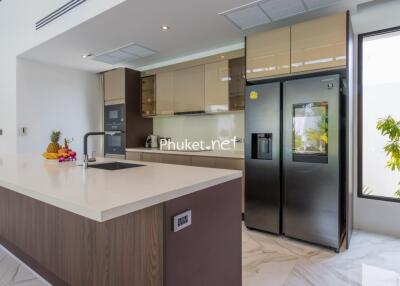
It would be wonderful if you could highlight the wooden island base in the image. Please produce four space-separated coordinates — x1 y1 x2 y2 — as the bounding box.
0 179 242 286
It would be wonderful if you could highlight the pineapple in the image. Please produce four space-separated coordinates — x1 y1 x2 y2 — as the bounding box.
46 131 61 153
63 138 70 150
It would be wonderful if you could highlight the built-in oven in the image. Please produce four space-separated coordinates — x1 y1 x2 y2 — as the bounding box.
104 104 125 131
104 132 125 155
104 104 126 157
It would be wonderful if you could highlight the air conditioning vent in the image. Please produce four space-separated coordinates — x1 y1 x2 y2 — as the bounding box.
35 0 87 30
220 0 343 30
92 43 157 65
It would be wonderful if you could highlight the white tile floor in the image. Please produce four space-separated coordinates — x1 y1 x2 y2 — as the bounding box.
243 226 400 286
0 246 48 286
1 226 400 286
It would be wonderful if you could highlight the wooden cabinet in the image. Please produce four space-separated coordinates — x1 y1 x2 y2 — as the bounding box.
205 61 229 113
126 151 142 161
104 68 125 102
229 57 245 111
160 154 192 166
142 152 162 162
291 12 347 73
246 27 291 80
156 71 174 115
141 76 156 116
214 158 244 170
149 55 245 116
127 151 245 213
191 156 216 168
173 65 205 114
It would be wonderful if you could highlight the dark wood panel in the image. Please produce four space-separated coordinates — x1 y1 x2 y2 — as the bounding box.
0 186 163 286
164 179 242 286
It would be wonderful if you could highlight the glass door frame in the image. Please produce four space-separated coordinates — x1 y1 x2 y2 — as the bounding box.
358 25 400 203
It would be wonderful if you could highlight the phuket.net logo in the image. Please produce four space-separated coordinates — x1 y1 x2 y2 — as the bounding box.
159 137 239 151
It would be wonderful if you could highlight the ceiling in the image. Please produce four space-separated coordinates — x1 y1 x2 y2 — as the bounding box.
20 0 371 73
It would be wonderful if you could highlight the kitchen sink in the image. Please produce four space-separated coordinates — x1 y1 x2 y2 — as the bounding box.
89 162 144 170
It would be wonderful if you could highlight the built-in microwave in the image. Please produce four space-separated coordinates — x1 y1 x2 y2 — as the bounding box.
104 104 125 130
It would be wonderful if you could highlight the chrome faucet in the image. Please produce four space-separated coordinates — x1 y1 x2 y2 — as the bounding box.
83 131 124 169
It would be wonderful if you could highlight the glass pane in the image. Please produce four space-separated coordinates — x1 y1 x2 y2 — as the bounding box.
292 102 328 156
109 110 119 119
362 31 400 200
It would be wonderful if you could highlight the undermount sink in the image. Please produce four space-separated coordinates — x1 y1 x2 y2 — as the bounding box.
89 162 144 170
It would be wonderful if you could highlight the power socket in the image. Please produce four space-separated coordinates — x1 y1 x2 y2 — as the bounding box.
18 127 27 136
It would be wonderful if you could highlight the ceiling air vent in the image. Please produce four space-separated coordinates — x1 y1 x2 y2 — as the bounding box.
220 0 343 30
92 43 157 65
35 0 87 30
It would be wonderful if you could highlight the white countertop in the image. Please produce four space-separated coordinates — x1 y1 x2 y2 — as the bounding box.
0 155 242 222
126 148 245 159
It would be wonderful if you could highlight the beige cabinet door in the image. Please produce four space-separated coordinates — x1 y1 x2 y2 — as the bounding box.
126 151 142 161
191 156 216 168
205 61 229 113
104 68 125 102
142 153 162 163
291 12 347 73
160 154 192 165
246 27 291 80
156 71 174 115
173 65 205 113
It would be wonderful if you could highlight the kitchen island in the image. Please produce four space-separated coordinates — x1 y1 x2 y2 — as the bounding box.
0 155 242 286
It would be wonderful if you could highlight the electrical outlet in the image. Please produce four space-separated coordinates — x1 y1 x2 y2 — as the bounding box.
18 127 27 136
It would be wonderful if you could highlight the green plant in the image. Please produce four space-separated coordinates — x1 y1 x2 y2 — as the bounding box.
376 116 400 198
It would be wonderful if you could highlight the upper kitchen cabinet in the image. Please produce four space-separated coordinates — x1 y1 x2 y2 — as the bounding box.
205 60 229 113
156 71 174 115
246 26 291 80
291 12 347 73
141 75 156 117
229 57 245 111
104 68 125 103
173 65 205 114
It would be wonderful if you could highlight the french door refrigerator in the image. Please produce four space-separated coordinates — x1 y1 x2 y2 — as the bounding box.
245 74 344 250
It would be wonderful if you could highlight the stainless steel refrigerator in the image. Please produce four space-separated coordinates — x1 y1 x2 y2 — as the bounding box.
245 74 344 250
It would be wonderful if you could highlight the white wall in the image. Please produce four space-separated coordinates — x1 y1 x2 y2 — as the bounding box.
0 0 124 154
16 59 103 157
351 0 400 238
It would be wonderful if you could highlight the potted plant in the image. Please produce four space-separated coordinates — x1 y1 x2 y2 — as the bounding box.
376 116 400 198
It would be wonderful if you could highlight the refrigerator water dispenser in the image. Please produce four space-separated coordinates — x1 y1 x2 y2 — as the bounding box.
251 133 272 160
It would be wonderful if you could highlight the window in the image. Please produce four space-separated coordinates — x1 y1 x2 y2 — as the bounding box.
359 27 400 202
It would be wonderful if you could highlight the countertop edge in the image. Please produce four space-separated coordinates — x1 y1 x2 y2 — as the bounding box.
0 171 242 223
100 171 242 221
126 148 245 159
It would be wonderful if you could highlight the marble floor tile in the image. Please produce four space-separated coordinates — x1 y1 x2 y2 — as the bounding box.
1 226 400 286
243 225 400 286
0 246 48 286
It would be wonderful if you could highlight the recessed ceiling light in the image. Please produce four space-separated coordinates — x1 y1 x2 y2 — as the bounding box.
160 25 170 31
81 53 93 59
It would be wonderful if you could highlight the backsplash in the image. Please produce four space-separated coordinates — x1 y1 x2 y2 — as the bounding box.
153 112 244 150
